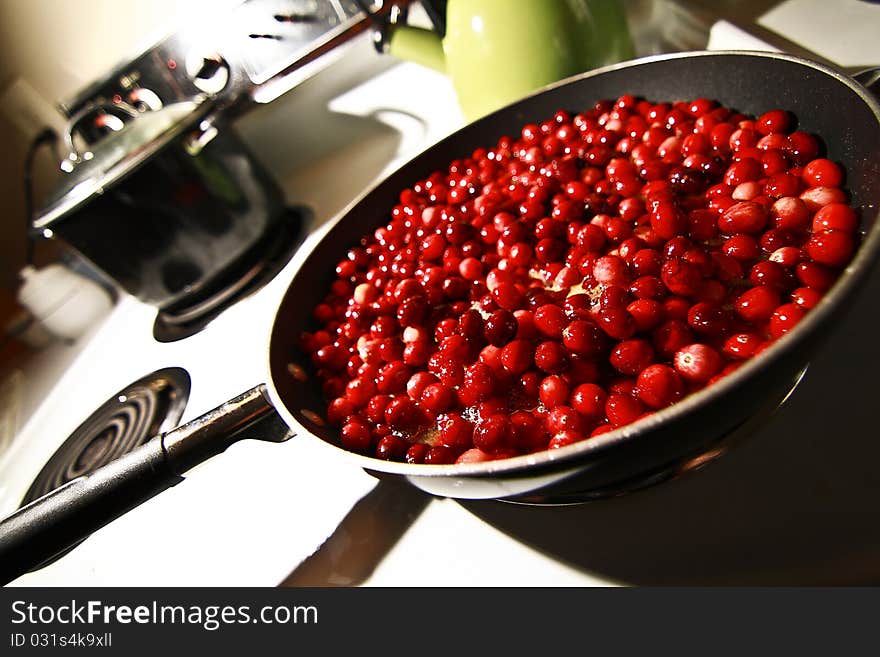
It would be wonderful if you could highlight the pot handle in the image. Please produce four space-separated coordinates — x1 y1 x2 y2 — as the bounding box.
61 101 140 167
0 385 292 585
853 67 880 99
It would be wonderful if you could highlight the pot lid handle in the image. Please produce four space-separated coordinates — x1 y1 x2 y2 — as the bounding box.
60 101 140 172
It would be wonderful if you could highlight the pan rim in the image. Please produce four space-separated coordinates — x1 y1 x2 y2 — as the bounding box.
264 49 880 480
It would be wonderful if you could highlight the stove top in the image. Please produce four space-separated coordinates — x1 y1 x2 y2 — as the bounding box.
3 3 879 586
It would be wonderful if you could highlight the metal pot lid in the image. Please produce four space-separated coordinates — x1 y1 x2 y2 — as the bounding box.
34 98 214 230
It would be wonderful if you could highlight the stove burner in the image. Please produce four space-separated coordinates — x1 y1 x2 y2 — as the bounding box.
21 368 190 506
152 205 309 342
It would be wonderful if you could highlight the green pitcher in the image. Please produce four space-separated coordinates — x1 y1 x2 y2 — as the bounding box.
374 0 634 120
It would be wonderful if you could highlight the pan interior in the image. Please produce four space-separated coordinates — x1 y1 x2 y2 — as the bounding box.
268 51 880 478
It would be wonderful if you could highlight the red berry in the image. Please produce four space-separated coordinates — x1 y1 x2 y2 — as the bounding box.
813 203 858 233
661 258 703 297
534 340 569 374
769 303 806 339
539 375 571 408
802 158 843 187
805 230 854 267
636 364 684 409
533 304 568 338
473 414 511 452
735 286 781 322
609 339 655 375
340 417 372 452
673 343 723 383
605 393 645 428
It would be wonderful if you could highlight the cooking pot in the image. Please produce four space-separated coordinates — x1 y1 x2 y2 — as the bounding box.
33 98 288 316
371 0 633 120
2 51 879 584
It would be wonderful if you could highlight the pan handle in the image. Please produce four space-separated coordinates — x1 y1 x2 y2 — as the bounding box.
0 385 291 585
853 67 880 98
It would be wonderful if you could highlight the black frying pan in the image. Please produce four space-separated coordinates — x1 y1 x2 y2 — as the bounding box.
2 51 879 584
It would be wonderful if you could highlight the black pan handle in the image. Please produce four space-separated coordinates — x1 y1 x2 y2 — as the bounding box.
853 67 880 99
0 385 291 585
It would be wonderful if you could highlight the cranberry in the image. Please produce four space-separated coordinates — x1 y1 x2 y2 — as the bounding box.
539 375 571 407
770 196 811 231
534 304 568 338
718 201 768 235
791 286 822 309
546 405 585 434
661 258 703 297
769 303 806 339
597 307 637 340
534 340 569 373
405 444 428 464
562 320 606 357
340 418 372 452
424 445 457 464
687 301 730 336
805 230 854 267
483 309 518 346
605 393 645 427
800 186 847 211
376 435 408 460
723 332 763 360
500 339 535 374
570 383 608 421
610 339 655 375
756 109 791 135
673 343 723 383
813 203 858 233
636 364 684 409
436 413 473 451
473 415 511 452
802 158 843 187
735 286 781 322
548 430 587 449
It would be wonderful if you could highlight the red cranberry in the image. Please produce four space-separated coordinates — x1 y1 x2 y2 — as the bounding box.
534 340 570 373
723 332 763 360
376 434 408 460
500 340 535 374
661 258 703 297
473 414 511 452
735 286 781 322
769 303 806 339
436 413 473 451
718 201 768 235
340 417 372 452
605 393 645 428
548 430 587 449
805 230 854 267
483 309 518 346
802 158 843 187
609 339 655 375
687 302 730 336
813 203 858 233
673 343 723 383
636 364 684 409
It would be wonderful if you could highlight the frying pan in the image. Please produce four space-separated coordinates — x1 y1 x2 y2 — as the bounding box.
2 51 879 585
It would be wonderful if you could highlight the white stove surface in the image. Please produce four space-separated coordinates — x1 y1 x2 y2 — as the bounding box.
4 10 880 587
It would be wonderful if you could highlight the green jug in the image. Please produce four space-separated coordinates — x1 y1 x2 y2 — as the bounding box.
379 0 634 121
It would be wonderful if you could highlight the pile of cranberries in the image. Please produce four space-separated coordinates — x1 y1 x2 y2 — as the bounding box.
299 94 859 466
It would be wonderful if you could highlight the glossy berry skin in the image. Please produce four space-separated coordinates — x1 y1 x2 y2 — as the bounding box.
805 230 854 267
673 343 723 383
636 364 684 409
735 286 781 323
